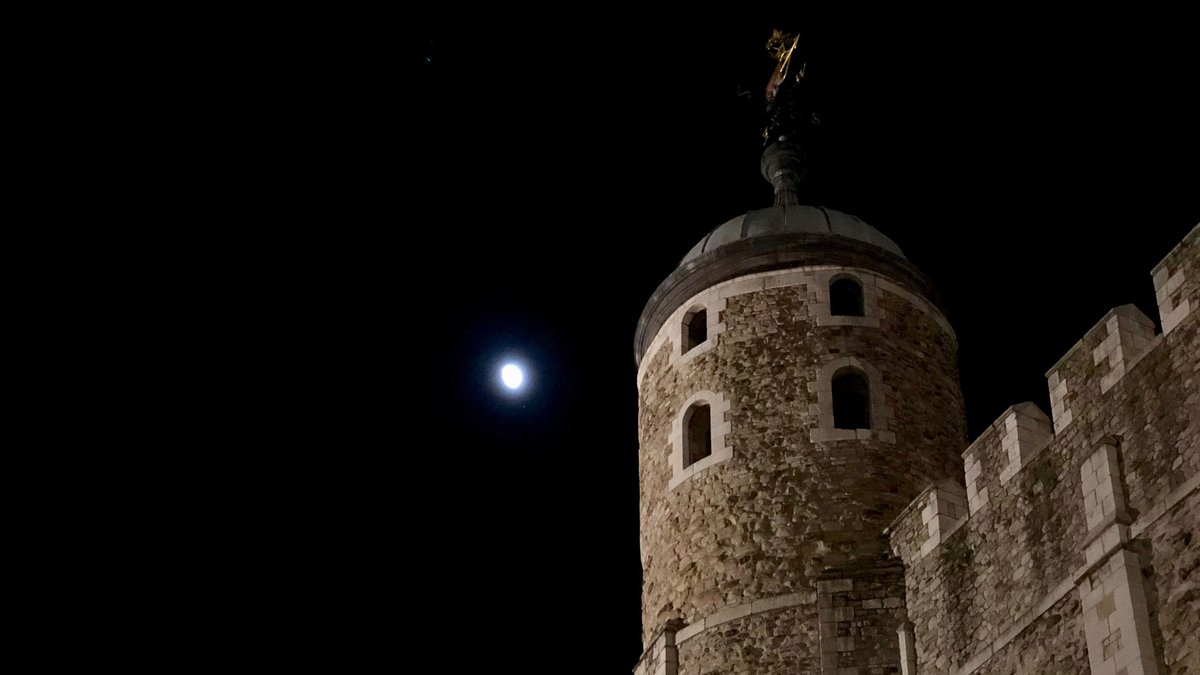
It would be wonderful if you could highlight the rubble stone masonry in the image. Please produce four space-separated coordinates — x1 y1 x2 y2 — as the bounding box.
636 261 966 674
888 224 1198 675
635 224 1197 674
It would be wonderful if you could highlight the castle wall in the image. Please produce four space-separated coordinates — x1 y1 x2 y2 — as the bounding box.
675 604 818 674
1144 492 1200 673
888 224 1199 674
971 591 1089 675
637 262 966 672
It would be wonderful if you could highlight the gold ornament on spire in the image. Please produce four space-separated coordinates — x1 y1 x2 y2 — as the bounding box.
765 30 806 102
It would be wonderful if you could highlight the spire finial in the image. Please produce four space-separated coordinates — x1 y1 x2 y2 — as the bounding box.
760 139 806 206
761 30 814 205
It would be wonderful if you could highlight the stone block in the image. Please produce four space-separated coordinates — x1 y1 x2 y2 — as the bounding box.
1090 306 1156 394
829 606 854 621
707 602 752 628
818 578 853 593
1152 226 1197 335
749 592 804 614
998 402 1052 484
1046 369 1073 432
675 619 704 644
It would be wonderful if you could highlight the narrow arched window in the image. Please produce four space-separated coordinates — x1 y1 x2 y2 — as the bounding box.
683 308 707 352
683 403 712 467
832 369 870 429
830 278 864 316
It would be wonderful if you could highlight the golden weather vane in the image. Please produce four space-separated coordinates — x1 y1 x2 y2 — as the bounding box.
765 30 806 103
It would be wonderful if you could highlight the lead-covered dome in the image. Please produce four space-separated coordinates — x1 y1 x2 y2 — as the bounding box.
635 203 932 365
681 204 905 264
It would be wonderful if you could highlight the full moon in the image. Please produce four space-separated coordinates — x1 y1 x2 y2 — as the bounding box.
501 364 524 390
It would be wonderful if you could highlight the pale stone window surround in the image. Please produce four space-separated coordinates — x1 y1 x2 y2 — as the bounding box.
809 356 895 443
676 296 725 368
668 391 732 491
812 269 880 328
829 274 865 316
681 402 712 467
680 304 708 352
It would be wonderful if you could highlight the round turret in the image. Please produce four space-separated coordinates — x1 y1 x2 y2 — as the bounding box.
635 204 966 672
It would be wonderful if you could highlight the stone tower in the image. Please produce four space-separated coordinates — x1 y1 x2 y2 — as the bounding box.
633 172 968 673
632 31 1198 675
633 103 970 672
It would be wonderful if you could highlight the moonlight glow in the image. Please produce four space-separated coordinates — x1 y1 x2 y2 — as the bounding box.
501 364 524 390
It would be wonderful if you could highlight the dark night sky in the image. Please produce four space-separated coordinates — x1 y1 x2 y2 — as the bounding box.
247 10 1194 671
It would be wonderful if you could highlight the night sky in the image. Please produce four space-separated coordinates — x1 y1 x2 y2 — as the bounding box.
259 10 1195 671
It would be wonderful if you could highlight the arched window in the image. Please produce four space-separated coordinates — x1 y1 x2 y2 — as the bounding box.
830 277 864 316
832 369 870 429
683 402 712 467
683 307 708 352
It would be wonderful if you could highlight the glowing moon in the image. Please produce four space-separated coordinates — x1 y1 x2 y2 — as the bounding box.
501 364 524 390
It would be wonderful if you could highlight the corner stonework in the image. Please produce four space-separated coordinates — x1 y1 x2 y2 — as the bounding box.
632 624 680 675
1090 305 1156 394
1046 368 1074 432
1074 440 1163 675
816 567 907 674
963 445 989 515
998 402 1053 485
1152 239 1192 335
918 480 968 558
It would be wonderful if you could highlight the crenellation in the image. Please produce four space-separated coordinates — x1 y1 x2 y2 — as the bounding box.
998 402 1053 484
882 236 1197 674
918 480 968 558
1046 368 1074 432
1089 305 1156 394
1047 304 1159 421
962 448 988 514
885 484 938 567
962 423 1005 516
1151 223 1198 336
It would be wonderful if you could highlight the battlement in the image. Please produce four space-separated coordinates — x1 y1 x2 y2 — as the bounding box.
887 223 1199 674
1045 304 1158 433
1153 223 1198 336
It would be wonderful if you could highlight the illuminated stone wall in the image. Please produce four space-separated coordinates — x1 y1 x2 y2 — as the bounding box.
635 258 966 674
888 224 1198 675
